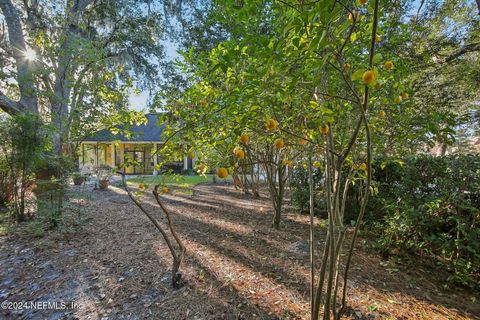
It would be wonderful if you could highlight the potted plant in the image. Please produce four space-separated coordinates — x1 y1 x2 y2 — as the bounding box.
95 166 114 190
72 172 86 185
99 179 110 189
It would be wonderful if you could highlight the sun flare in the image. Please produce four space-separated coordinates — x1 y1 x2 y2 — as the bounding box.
24 48 36 61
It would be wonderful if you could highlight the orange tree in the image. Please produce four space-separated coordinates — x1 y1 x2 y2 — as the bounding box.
162 37 312 228
160 0 405 318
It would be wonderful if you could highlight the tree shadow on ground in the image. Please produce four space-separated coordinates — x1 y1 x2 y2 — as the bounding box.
0 187 277 320
2 183 478 320
115 182 479 319
161 184 480 319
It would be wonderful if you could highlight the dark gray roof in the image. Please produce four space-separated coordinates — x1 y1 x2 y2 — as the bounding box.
84 114 165 142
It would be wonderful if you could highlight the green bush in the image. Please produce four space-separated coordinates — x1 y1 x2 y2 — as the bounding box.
289 165 326 214
289 154 480 288
290 164 360 222
0 114 73 225
366 154 480 288
6 185 90 239
0 156 14 206
0 114 47 221
24 218 47 238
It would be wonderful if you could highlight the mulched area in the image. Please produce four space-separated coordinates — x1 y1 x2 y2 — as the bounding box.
1 182 479 320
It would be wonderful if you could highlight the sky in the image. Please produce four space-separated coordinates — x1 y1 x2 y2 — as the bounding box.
128 39 180 112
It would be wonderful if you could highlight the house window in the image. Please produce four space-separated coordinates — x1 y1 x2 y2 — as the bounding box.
83 145 96 167
82 144 108 168
97 145 106 166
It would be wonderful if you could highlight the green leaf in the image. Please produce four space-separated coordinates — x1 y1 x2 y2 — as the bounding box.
292 37 300 48
351 69 365 81
372 53 383 64
350 32 357 43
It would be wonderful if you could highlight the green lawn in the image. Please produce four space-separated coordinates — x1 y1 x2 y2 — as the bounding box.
125 174 232 194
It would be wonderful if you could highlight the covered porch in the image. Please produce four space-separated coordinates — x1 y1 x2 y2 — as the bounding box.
79 142 193 174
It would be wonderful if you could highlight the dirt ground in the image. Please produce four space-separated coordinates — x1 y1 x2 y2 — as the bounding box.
1 182 479 320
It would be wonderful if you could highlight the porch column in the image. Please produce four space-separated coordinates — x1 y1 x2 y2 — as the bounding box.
95 144 98 167
110 143 115 167
79 144 84 169
183 156 188 170
153 143 158 175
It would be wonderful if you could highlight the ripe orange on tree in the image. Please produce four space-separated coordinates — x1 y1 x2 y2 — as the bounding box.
282 160 293 167
233 147 245 159
320 126 329 135
217 168 228 179
240 133 249 144
274 138 285 149
384 60 393 70
362 70 376 84
266 118 278 130
197 163 206 172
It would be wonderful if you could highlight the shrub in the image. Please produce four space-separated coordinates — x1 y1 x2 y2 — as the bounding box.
72 172 87 185
290 154 480 287
289 164 359 221
0 115 72 224
8 185 90 239
24 218 47 238
181 168 196 175
289 165 325 214
0 156 14 206
366 155 480 288
0 114 47 221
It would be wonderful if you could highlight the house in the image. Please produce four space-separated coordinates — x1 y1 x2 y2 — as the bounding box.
79 114 195 174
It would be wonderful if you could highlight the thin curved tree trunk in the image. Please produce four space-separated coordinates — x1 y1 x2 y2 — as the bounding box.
119 172 185 288
312 1 379 318
308 156 315 316
153 185 186 287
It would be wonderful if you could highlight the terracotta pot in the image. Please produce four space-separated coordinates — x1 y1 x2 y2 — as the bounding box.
73 177 85 185
99 179 110 189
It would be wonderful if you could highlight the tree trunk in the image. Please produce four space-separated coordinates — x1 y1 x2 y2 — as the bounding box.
272 196 282 229
0 0 38 115
437 142 447 156
308 157 315 316
271 163 285 229
51 11 80 155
